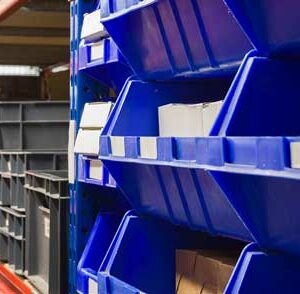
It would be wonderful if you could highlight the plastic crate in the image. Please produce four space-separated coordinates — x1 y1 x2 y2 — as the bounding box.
80 212 244 294
25 171 69 294
224 0 300 56
99 77 251 241
0 207 26 275
225 243 300 293
0 151 67 209
77 212 123 293
100 0 252 80
79 37 133 94
78 155 116 188
0 101 69 150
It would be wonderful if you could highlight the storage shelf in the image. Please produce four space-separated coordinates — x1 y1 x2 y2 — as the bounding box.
71 0 300 293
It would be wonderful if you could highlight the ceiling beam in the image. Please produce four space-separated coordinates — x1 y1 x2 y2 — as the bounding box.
0 44 69 66
0 9 69 29
0 0 28 22
0 36 69 46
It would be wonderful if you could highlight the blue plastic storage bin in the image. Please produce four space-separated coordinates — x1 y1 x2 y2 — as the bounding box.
78 155 117 188
97 212 238 294
99 77 252 242
77 212 123 293
225 243 300 293
100 0 252 80
210 55 300 257
224 0 300 56
79 37 133 93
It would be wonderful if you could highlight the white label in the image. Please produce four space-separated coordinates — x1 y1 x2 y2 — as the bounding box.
91 42 104 62
44 216 50 239
88 278 98 294
111 137 125 157
5 217 8 227
89 160 103 181
291 142 300 169
140 137 157 159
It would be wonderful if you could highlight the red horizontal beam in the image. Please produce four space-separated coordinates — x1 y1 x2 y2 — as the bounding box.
0 263 32 294
0 0 28 22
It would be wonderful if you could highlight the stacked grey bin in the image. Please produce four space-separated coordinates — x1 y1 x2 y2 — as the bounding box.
25 170 69 294
0 101 69 276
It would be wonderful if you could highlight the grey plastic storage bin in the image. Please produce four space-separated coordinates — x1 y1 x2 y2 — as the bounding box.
0 151 67 209
25 170 69 294
0 101 69 150
0 207 25 274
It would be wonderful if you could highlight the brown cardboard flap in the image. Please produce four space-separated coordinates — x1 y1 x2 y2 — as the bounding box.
201 283 218 294
218 263 234 293
176 250 198 275
195 254 219 286
177 275 202 294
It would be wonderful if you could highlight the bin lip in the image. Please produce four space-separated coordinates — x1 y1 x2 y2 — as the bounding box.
100 154 300 180
100 0 158 22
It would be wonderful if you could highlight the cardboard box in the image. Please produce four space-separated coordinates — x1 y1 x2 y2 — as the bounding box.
140 137 157 159
159 104 204 137
176 250 236 294
176 250 198 275
81 9 107 41
203 101 223 136
80 102 114 129
111 136 125 157
74 129 102 155
89 160 103 181
290 142 300 169
177 275 202 294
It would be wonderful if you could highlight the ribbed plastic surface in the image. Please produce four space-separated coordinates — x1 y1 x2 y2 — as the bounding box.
100 0 252 80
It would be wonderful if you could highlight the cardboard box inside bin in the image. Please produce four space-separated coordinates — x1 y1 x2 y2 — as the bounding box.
176 249 236 294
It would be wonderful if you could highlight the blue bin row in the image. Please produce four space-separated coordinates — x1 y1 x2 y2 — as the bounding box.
79 37 133 93
78 212 299 294
99 0 253 80
98 0 300 81
78 155 117 188
98 54 300 256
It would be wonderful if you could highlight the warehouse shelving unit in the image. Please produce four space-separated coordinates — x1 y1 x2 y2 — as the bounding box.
71 0 300 293
69 1 131 292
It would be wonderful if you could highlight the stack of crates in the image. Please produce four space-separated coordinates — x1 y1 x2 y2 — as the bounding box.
71 0 300 293
25 170 69 294
0 101 69 277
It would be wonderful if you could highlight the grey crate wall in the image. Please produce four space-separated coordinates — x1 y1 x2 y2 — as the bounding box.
0 207 25 274
0 151 67 209
0 101 69 150
25 170 68 294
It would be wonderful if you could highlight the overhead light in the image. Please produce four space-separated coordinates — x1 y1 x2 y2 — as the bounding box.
0 65 41 76
50 64 69 74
